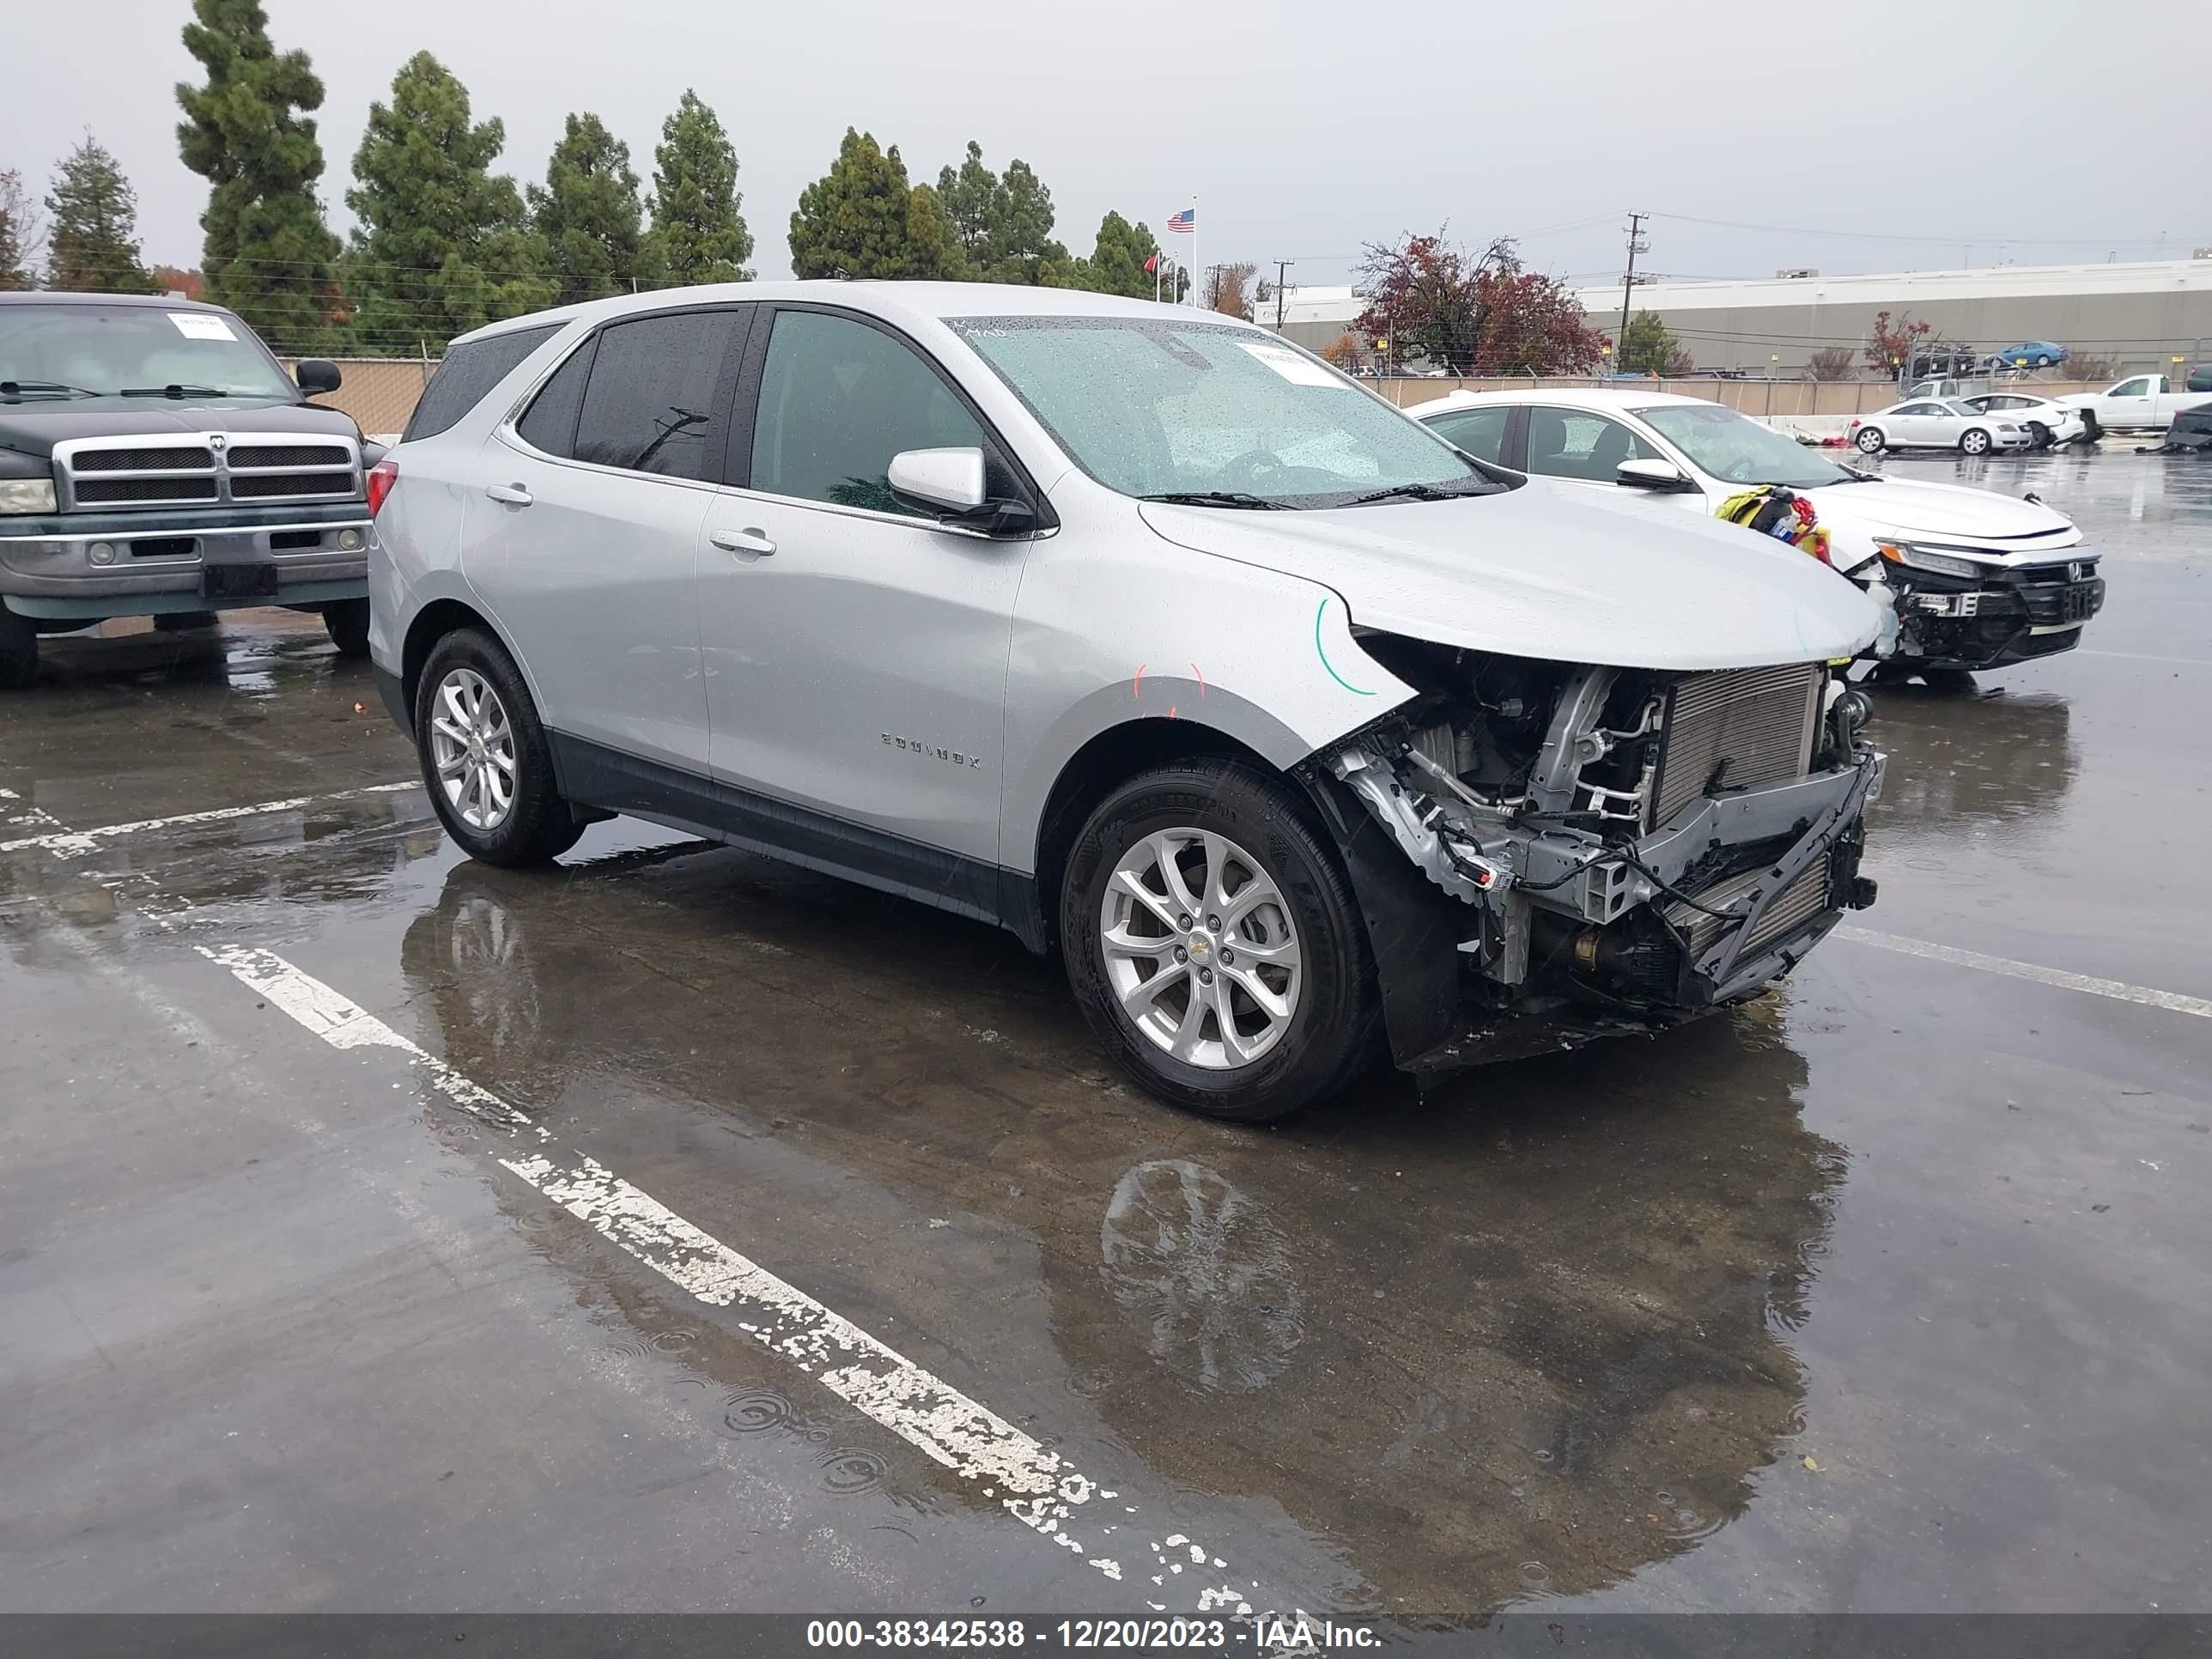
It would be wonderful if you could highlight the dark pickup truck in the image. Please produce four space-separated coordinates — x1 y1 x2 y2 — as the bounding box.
0 289 376 687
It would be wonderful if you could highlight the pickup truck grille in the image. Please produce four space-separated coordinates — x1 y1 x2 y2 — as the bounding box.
56 434 363 511
227 444 349 469
75 476 221 505
1650 662 1823 828
73 446 216 473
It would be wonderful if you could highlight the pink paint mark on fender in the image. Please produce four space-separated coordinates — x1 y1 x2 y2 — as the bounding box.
1133 663 1147 698
1191 663 1206 697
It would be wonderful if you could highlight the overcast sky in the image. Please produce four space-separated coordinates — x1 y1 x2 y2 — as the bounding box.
7 0 2205 295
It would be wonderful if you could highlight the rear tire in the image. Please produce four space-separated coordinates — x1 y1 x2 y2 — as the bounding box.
322 599 371 658
0 606 37 690
1855 427 1886 454
1060 760 1379 1123
415 628 585 866
2027 421 2051 448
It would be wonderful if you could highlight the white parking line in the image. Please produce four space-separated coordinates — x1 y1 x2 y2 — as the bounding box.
202 939 1255 1611
1836 926 2212 1020
10 785 1264 1613
0 781 421 856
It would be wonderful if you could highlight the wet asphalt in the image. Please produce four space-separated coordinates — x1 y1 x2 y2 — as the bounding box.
1 448 2206 1624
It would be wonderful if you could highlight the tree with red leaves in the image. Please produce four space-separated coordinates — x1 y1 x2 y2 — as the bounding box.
1354 232 1603 375
1863 308 1931 377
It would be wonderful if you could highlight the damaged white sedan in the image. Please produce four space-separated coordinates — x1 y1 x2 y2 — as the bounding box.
370 283 1885 1122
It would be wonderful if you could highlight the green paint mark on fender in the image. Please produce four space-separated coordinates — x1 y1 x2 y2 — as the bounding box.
1314 596 1377 696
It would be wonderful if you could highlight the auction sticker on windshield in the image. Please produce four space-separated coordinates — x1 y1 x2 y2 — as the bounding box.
1238 341 1348 388
168 312 238 341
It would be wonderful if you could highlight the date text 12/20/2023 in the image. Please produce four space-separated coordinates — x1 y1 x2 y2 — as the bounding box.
805 1617 1381 1650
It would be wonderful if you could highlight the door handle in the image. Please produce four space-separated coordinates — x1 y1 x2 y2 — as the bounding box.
710 527 776 556
485 483 532 506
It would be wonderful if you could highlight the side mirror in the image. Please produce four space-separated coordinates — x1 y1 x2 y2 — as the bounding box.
887 447 987 514
1616 457 1691 491
295 359 343 396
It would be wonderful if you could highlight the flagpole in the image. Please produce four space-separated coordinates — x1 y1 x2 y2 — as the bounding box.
1191 195 1200 307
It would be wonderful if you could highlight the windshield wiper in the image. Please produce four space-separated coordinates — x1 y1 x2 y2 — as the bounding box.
1342 481 1480 506
1139 490 1291 510
0 379 102 400
121 384 231 398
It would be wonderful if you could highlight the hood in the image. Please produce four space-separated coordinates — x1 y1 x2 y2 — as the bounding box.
0 398 358 463
1137 483 1880 672
1802 475 2077 542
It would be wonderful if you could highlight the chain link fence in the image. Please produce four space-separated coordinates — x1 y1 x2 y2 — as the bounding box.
280 357 438 441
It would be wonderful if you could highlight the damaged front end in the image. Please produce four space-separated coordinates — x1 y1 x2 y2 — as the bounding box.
1304 636 1884 1078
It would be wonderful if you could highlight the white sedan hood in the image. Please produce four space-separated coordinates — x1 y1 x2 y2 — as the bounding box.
1139 485 1880 672
1804 476 2079 543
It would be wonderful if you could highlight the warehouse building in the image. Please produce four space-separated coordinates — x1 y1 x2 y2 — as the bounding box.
1262 257 2212 376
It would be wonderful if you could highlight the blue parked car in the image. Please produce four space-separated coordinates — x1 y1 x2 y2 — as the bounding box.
1988 340 2069 369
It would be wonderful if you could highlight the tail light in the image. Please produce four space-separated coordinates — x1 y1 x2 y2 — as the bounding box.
365 459 398 517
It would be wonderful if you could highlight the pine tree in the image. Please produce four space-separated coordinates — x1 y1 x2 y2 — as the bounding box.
1078 211 1163 300
638 91 752 288
0 168 41 291
343 52 550 354
529 112 641 307
931 142 1068 284
788 129 933 280
175 0 343 352
903 183 965 281
45 135 159 295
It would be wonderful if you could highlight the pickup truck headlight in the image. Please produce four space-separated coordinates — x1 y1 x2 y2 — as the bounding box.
0 478 58 515
1875 540 1985 580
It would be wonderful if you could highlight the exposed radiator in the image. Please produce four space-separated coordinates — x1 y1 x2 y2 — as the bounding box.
1650 662 1823 827
1668 852 1833 961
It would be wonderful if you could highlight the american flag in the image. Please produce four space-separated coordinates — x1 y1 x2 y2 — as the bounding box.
1165 209 1195 234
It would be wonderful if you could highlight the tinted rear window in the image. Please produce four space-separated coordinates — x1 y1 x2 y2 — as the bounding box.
572 309 745 481
404 324 562 442
515 338 595 459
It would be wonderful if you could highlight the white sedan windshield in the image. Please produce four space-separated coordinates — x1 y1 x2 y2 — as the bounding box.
951 316 1498 507
1635 402 1856 489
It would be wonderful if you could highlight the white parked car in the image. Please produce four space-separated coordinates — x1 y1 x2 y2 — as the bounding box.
1955 392 2087 447
1407 388 2103 674
1847 398 2033 456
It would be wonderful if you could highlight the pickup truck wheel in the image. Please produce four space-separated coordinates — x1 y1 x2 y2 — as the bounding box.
1060 761 1378 1123
1960 428 1992 456
322 599 371 658
1854 426 1886 454
415 629 584 866
0 606 37 690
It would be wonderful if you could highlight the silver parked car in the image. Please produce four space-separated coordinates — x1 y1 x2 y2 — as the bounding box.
368 283 1883 1121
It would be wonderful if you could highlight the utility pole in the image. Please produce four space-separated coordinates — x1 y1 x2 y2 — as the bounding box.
1617 212 1649 373
1274 259 1294 331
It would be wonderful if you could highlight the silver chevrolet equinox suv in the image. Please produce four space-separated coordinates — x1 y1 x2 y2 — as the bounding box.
369 283 1885 1121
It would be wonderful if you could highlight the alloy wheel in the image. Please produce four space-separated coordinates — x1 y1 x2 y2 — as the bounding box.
1097 828 1303 1069
428 666 517 832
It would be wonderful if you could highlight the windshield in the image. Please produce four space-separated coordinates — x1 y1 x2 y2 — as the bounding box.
0 303 295 402
948 316 1498 507
1634 402 1856 489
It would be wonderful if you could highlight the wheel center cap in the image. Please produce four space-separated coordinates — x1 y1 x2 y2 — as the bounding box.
468 737 484 761
1187 932 1213 963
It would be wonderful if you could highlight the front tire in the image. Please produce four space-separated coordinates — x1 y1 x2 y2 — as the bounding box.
415 629 585 866
1060 761 1379 1123
323 599 371 658
1855 427 1887 454
0 606 37 690
1960 428 1992 455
